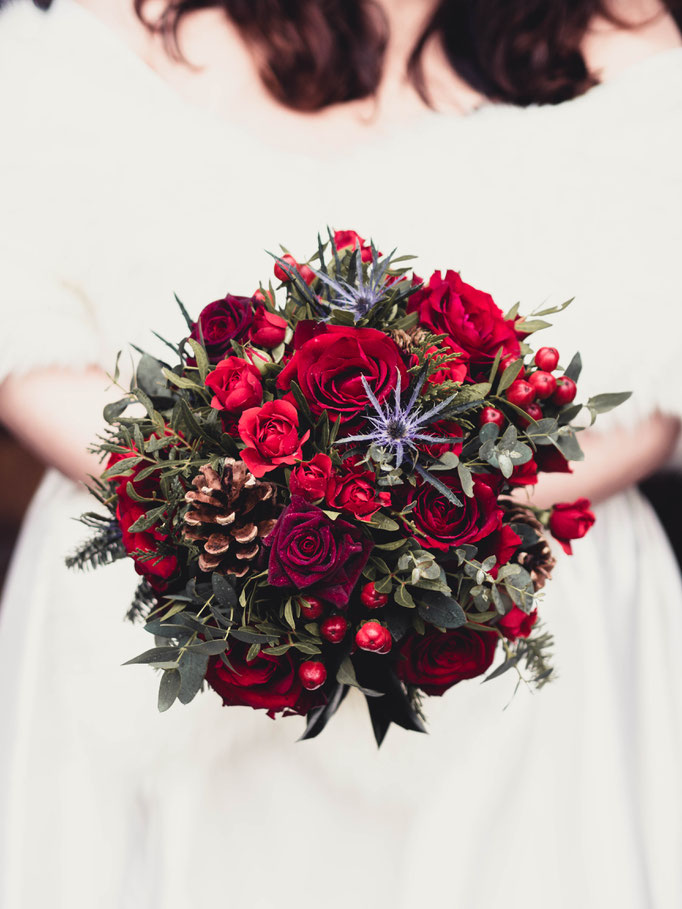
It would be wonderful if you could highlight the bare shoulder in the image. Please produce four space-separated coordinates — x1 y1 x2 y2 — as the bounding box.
583 0 682 82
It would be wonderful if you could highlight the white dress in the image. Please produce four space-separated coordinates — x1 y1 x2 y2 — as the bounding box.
1 2 681 907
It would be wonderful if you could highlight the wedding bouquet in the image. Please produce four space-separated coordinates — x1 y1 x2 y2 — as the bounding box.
69 229 628 743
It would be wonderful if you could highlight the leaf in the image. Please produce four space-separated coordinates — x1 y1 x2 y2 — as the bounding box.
484 652 520 682
417 591 466 629
123 646 180 666
126 504 167 534
177 650 209 705
101 456 141 480
300 684 350 741
515 318 551 333
524 418 559 446
394 585 416 608
369 513 400 532
186 338 211 383
162 368 205 393
414 465 462 507
497 358 524 394
174 293 195 329
230 629 279 644
563 352 582 383
554 430 584 462
103 398 131 423
137 353 172 400
212 573 237 610
157 669 181 712
586 391 632 414
187 639 230 655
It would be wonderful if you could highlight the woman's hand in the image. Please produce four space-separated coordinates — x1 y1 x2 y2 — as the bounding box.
520 412 681 510
0 367 120 485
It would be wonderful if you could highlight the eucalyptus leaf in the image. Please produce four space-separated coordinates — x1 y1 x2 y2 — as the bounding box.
158 669 181 712
417 591 466 629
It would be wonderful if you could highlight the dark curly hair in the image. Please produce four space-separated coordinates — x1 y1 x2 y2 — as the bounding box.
25 0 682 111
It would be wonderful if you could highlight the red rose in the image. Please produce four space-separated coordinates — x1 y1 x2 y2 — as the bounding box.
289 453 334 504
190 295 254 362
415 420 463 461
508 456 539 487
238 400 310 478
205 643 320 718
406 475 502 552
396 627 497 695
498 606 538 640
333 229 376 263
205 357 263 413
248 307 287 349
277 324 407 423
326 458 391 521
549 498 595 554
117 498 178 584
407 270 520 379
536 447 573 474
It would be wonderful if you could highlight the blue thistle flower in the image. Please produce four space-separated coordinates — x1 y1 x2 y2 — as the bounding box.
311 243 407 322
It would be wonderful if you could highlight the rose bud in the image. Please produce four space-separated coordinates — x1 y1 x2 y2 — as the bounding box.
299 661 327 691
252 288 268 305
298 596 325 621
506 379 536 409
289 454 334 504
355 621 392 653
320 616 348 644
498 606 538 641
360 581 389 609
528 370 557 400
534 347 560 372
249 307 287 349
549 498 596 554
274 254 315 286
553 376 577 405
479 406 505 428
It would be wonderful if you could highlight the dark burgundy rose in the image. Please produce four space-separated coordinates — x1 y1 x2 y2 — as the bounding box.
498 606 538 641
407 270 520 379
406 474 502 552
289 454 334 504
396 627 497 695
266 496 373 607
276 323 408 423
325 458 391 521
190 295 254 362
249 307 287 349
535 446 573 474
205 642 321 717
549 498 595 554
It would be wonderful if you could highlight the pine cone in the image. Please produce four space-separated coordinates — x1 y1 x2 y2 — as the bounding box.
504 503 556 590
183 461 280 577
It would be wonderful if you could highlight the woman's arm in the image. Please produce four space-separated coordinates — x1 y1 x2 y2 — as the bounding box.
0 367 120 485
521 412 681 510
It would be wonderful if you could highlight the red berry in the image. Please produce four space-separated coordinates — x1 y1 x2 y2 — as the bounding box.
320 616 348 644
535 347 560 372
553 376 577 405
360 582 388 610
355 621 392 653
299 596 325 621
274 254 315 286
299 661 327 691
479 407 505 428
506 379 536 409
528 370 557 400
499 354 518 373
525 403 543 422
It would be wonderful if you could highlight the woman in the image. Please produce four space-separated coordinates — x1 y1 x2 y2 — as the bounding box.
0 1 680 906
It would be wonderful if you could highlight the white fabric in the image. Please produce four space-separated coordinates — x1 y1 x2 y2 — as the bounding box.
1 1 681 907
